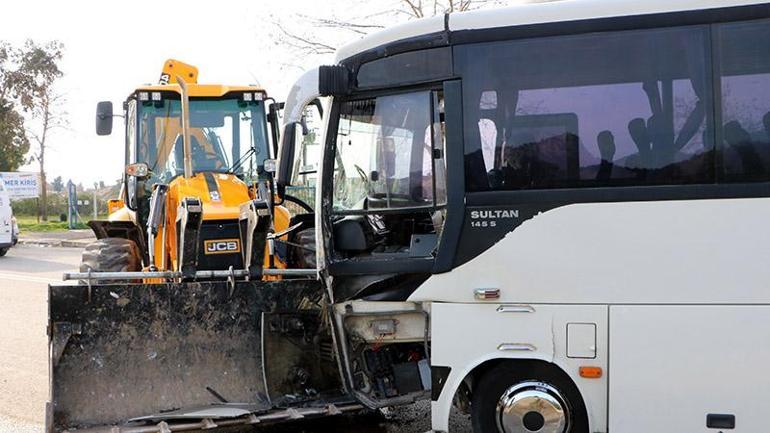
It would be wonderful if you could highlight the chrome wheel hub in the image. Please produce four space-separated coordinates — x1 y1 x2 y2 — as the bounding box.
496 381 570 433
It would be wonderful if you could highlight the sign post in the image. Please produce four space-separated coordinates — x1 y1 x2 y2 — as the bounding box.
67 181 78 230
93 183 98 221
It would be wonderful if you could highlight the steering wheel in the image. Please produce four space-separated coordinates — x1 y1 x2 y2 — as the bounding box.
354 164 369 185
283 194 314 213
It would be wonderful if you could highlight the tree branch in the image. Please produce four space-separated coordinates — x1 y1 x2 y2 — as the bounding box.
401 0 425 18
274 21 338 55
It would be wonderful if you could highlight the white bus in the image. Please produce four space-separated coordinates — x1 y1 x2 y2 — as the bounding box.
0 180 15 256
277 0 770 432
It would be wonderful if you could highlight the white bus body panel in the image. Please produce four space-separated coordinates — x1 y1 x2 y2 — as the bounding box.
0 186 12 248
431 302 608 432
609 305 770 432
410 198 770 305
334 15 445 64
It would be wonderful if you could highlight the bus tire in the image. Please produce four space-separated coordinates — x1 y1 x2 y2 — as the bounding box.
471 360 588 433
79 238 142 283
0 248 8 257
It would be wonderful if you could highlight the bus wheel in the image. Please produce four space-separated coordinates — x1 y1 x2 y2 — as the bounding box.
0 248 7 257
471 362 588 433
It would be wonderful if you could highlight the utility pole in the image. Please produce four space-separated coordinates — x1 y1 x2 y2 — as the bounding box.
93 182 98 221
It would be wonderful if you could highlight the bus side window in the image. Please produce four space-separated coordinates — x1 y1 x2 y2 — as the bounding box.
459 25 714 191
718 19 770 182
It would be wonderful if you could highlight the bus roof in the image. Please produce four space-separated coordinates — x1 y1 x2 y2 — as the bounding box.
334 0 770 63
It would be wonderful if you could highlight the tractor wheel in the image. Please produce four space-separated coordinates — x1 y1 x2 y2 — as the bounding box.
79 238 142 283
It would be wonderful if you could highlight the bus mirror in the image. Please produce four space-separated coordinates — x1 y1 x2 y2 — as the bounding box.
277 123 298 199
319 65 351 97
96 101 114 136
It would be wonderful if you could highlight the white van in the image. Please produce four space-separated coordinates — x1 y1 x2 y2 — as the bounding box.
0 181 14 256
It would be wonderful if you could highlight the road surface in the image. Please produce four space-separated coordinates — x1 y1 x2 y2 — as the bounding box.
0 245 471 433
0 245 80 433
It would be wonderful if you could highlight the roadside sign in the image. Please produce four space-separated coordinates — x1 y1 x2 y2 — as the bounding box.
0 172 41 200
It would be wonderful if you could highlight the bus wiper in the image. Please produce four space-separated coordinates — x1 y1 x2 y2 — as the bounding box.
229 146 256 174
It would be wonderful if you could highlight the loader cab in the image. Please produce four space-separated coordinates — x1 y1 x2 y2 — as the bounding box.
100 87 277 221
131 90 271 194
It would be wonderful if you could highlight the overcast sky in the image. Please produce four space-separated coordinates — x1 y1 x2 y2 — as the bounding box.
1 0 382 186
3 0 527 186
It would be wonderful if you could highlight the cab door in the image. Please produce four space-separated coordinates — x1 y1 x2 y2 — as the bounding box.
321 86 456 278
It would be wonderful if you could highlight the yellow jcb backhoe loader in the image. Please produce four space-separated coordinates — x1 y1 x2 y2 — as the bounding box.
47 60 357 433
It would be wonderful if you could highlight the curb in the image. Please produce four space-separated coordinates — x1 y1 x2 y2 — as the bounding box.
18 239 91 249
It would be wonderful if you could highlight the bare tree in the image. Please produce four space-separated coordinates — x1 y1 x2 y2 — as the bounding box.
14 40 65 222
270 0 507 61
27 90 67 221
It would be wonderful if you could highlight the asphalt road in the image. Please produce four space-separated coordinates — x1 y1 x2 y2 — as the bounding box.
0 245 81 433
0 245 471 433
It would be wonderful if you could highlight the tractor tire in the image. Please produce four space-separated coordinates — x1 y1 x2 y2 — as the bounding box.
79 238 142 283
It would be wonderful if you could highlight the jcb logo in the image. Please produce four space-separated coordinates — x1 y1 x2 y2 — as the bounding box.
204 239 241 255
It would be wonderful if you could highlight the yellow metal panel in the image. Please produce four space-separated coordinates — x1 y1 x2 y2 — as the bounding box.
107 206 136 223
159 59 198 85
163 173 250 271
134 84 266 98
263 205 290 279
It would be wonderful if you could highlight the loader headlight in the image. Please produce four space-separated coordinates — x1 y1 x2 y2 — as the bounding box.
263 158 277 174
138 92 150 101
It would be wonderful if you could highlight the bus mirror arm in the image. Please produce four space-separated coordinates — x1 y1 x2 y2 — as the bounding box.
276 123 298 201
266 98 284 158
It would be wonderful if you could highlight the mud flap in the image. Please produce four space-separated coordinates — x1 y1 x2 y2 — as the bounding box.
48 279 325 432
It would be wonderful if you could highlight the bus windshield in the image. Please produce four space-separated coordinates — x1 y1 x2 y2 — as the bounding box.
136 97 269 183
332 91 446 212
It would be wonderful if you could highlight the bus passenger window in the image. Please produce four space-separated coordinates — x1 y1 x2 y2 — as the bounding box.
718 19 770 182
458 25 714 191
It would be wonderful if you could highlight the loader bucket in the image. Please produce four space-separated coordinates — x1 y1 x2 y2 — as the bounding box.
48 279 332 432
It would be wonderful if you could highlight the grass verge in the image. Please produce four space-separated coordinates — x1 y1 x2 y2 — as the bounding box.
16 216 89 232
